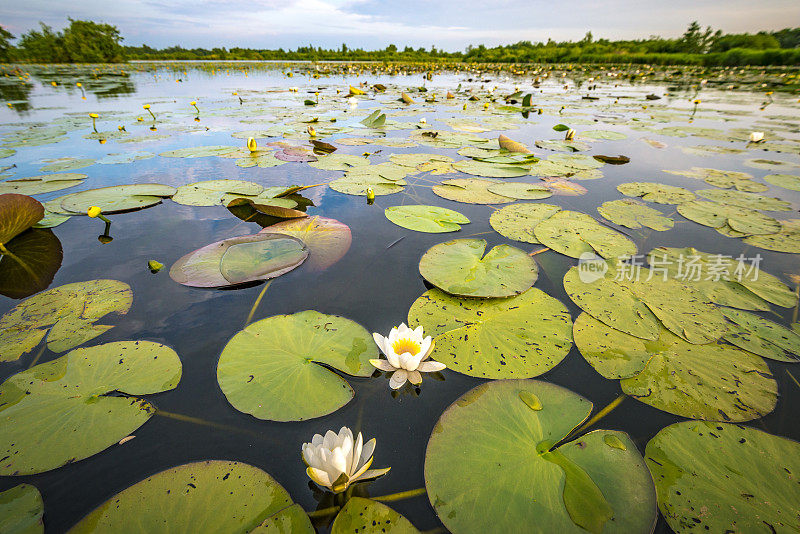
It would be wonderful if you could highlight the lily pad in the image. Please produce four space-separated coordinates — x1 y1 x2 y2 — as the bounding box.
249 503 314 533
170 233 308 288
425 380 657 534
452 160 531 178
418 239 537 298
664 167 765 192
159 145 239 158
646 421 800 533
0 229 62 300
432 178 514 204
580 130 627 140
343 163 410 182
617 182 695 204
258 216 351 271
534 211 637 259
171 180 263 207
0 484 43 534
97 152 155 165
676 201 781 235
0 174 87 196
385 205 470 233
0 279 132 362
69 461 296 533
764 173 800 191
486 182 553 200
573 313 776 421
217 311 376 421
695 189 791 211
331 498 419 534
744 158 800 171
720 308 800 362
0 194 43 245
535 139 591 152
0 341 182 475
308 154 369 171
597 199 674 231
408 288 572 378
390 153 453 169
490 203 562 243
58 184 176 214
329 174 406 196
40 157 94 172
743 219 800 253
235 153 286 168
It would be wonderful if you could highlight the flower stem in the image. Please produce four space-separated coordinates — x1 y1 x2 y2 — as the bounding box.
373 487 427 502
0 242 40 282
306 505 340 518
787 370 800 389
244 280 272 326
574 394 627 436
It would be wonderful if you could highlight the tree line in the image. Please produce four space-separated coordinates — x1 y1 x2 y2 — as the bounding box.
0 19 798 66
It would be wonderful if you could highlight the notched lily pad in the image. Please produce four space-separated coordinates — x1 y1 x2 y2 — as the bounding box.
385 205 470 233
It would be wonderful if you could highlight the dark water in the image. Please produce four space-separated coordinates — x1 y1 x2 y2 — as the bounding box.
0 63 799 533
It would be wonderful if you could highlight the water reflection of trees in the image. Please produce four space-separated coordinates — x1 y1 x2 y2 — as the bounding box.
27 65 137 99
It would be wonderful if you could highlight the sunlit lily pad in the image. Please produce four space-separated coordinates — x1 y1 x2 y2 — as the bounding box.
720 308 800 362
743 219 800 253
486 182 552 200
534 211 637 259
159 145 238 158
343 162 410 182
598 199 673 231
764 173 800 191
744 158 800 171
677 200 781 235
308 154 369 171
0 484 43 534
97 152 155 165
695 188 791 211
646 421 800 533
389 153 453 169
452 160 531 178
385 205 469 233
0 279 131 362
0 174 86 195
490 203 562 244
617 182 695 204
664 167 765 192
235 152 286 168
258 216 351 271
535 139 591 152
425 380 657 534
69 461 297 533
419 239 537 298
574 313 776 421
580 130 627 140
0 341 182 475
331 498 419 534
217 311 376 421
40 157 94 172
329 174 406 196
170 233 308 288
409 288 572 378
432 178 514 204
58 184 177 214
250 503 314 533
171 180 263 207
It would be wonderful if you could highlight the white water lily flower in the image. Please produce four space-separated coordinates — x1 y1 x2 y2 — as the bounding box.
301 427 390 493
371 323 446 389
749 131 765 143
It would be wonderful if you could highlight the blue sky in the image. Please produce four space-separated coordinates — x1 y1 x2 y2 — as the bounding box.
3 0 799 51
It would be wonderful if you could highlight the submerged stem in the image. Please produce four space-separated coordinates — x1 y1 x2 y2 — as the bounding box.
787 370 800 389
0 243 40 283
552 394 627 450
306 505 340 518
244 280 272 326
373 487 427 502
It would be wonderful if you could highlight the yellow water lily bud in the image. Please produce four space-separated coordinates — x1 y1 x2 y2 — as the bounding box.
366 187 375 202
307 126 317 137
76 82 82 87
87 206 102 218
148 260 164 273
462 103 467 110
89 113 99 119
190 101 196 106
51 81 57 87
247 137 257 152
143 104 151 109
483 102 490 109
565 129 575 141
693 99 701 104
137 117 144 122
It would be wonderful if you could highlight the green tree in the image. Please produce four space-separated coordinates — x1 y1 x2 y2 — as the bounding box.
19 23 67 62
679 21 721 53
62 18 124 62
0 26 15 61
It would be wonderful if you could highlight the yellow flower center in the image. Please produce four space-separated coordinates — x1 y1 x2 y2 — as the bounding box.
392 337 420 356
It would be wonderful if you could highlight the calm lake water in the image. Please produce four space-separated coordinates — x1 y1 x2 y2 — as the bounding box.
0 62 799 533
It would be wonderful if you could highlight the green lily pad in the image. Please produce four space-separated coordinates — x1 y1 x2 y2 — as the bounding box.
217 310 376 421
486 182 553 200
171 180 263 207
159 145 239 158
329 174 407 196
31 211 70 228
235 152 286 168
0 174 87 196
645 247 796 309
40 157 94 172
677 201 781 235
535 139 591 152
452 159 531 178
574 313 776 421
68 461 296 533
580 130 627 140
597 199 674 231
97 152 155 165
389 153 453 169
534 211 637 259
258 216 351 271
695 189 791 211
385 205 470 233
344 163 410 182
0 228 62 300
646 421 800 533
308 154 370 171
0 341 182 475
331 498 419 534
0 148 15 159
743 218 800 253
170 233 308 288
419 239 537 298
680 145 745 157
0 194 43 245
764 173 800 191
664 167 765 192
617 182 695 204
720 308 800 362
0 279 131 362
58 184 177 214
425 380 657 534
0 484 43 534
490 203 562 244
744 158 800 171
249 503 314 534
432 178 514 204
408 288 572 378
